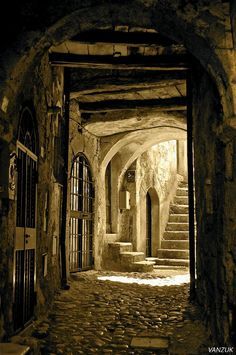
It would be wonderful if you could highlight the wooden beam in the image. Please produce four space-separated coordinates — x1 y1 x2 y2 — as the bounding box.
75 81 185 99
71 30 178 47
81 109 187 124
79 97 187 113
49 53 189 70
70 71 187 94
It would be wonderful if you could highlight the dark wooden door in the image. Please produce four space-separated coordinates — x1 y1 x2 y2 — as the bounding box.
146 192 152 257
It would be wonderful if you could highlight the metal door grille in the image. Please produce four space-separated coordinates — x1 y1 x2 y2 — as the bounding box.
17 150 37 228
69 155 94 271
146 192 152 257
14 249 35 331
14 107 37 331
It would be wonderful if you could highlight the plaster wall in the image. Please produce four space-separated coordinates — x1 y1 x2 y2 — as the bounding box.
119 141 178 256
69 100 101 270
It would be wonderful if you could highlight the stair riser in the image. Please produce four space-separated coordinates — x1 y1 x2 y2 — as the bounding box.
169 215 189 223
176 189 188 196
155 259 189 267
109 244 132 254
161 240 189 250
132 263 154 272
120 245 133 252
163 231 189 240
170 205 189 214
120 254 144 263
157 249 189 259
166 223 189 231
174 196 188 205
179 183 188 188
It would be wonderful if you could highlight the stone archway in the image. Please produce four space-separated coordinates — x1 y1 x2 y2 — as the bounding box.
1 1 235 120
0 1 235 345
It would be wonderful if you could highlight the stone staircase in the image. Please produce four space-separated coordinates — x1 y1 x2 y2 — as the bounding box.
147 181 189 269
108 242 155 272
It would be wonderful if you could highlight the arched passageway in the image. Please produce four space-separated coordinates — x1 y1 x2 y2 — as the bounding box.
0 1 235 349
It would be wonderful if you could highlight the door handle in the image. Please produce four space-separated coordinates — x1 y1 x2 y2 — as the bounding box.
25 234 30 243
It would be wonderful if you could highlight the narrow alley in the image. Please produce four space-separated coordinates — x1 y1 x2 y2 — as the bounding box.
24 270 210 354
0 1 236 352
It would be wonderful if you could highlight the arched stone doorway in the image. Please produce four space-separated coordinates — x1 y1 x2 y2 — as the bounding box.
69 153 94 272
146 191 152 257
139 186 160 257
14 107 38 331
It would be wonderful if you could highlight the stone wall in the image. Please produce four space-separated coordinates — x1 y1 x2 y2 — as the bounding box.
69 100 100 270
0 54 64 338
119 141 179 255
193 62 236 345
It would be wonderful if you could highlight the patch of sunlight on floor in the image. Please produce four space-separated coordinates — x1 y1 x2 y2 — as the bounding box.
97 274 190 286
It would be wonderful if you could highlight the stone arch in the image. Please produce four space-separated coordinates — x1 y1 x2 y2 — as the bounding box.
1 1 234 119
100 126 186 179
116 129 187 192
98 127 186 238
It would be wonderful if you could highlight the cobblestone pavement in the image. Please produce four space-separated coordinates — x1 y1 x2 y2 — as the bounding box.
31 270 211 354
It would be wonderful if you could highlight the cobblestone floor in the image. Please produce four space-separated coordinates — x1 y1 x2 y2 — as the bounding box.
32 270 211 354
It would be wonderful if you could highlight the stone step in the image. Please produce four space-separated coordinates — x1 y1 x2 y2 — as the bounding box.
166 222 189 231
169 214 189 223
132 260 155 272
145 257 159 263
157 248 189 259
179 182 188 188
163 231 189 240
176 188 188 196
120 251 145 263
170 204 189 214
108 242 133 254
155 258 189 267
161 240 189 250
153 265 188 270
174 196 189 205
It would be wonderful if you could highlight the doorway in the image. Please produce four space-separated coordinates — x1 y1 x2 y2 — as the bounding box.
69 154 94 271
13 108 37 331
146 192 152 257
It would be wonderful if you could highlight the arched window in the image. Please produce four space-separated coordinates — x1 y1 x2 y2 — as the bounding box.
18 107 37 154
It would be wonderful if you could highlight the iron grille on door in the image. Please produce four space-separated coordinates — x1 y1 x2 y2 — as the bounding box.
13 107 37 332
69 154 94 271
14 249 35 330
